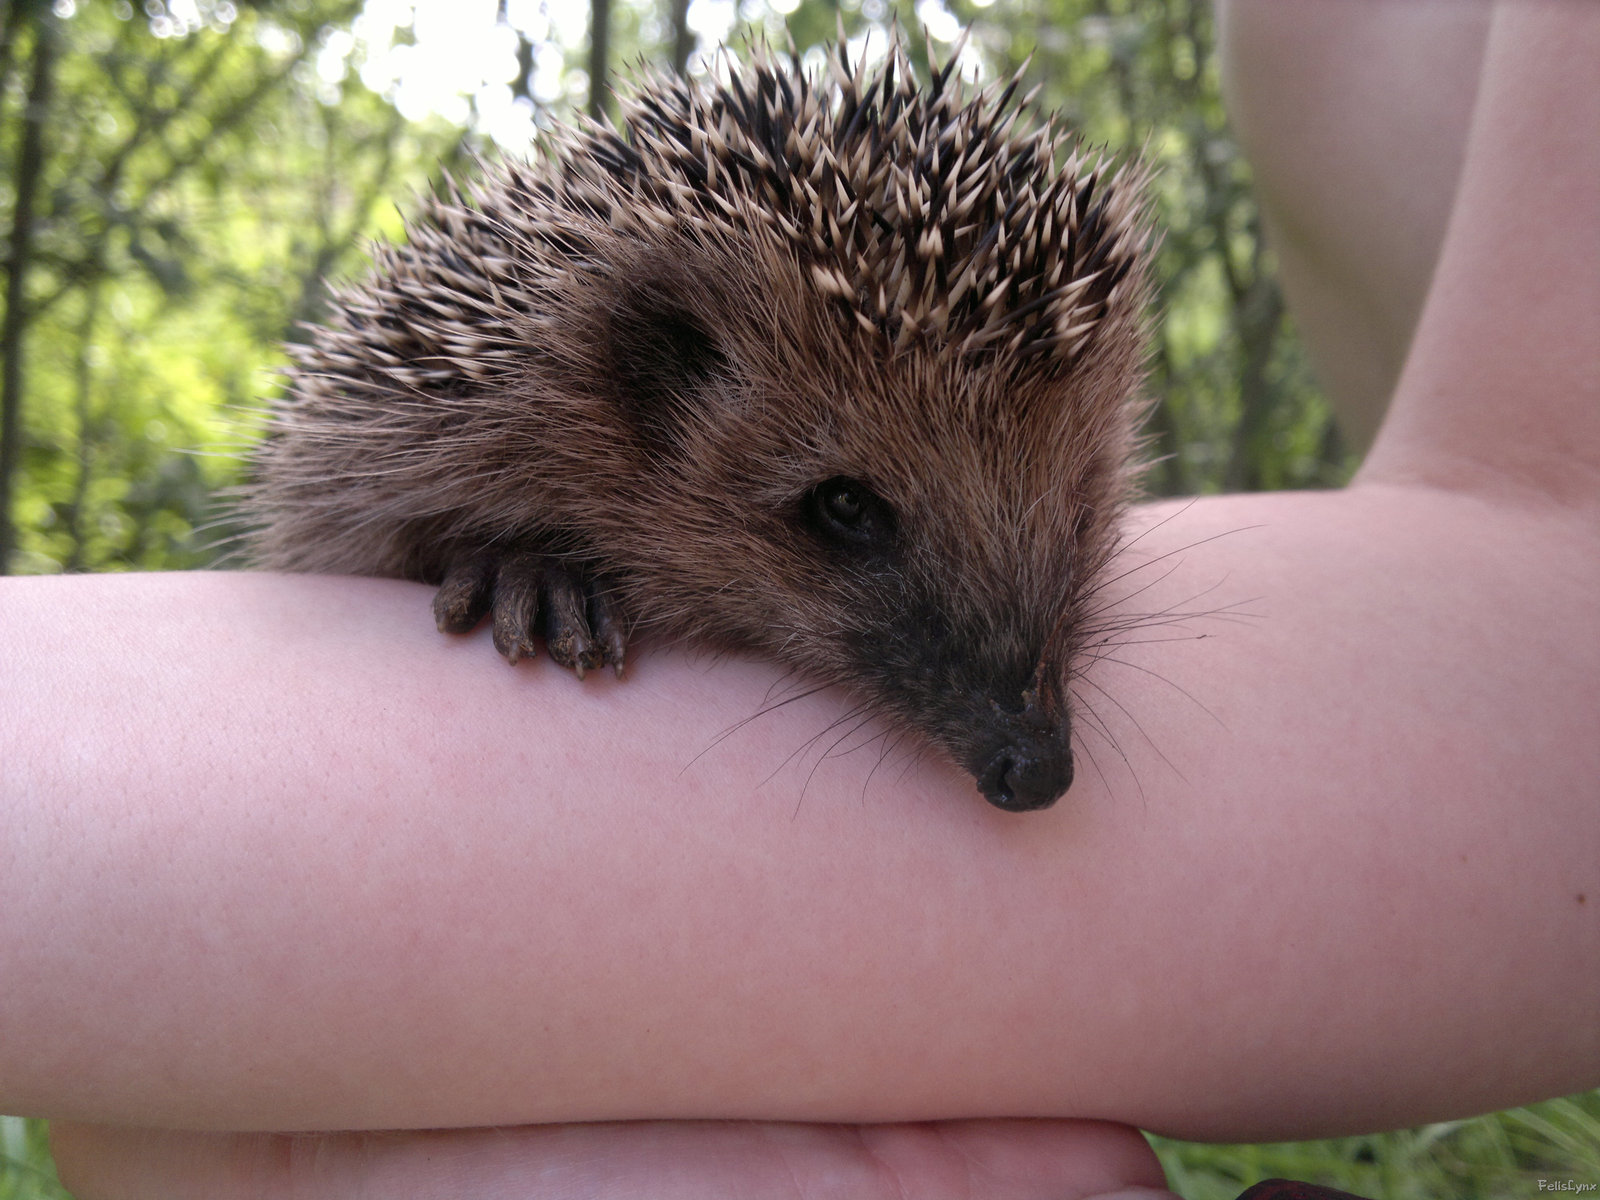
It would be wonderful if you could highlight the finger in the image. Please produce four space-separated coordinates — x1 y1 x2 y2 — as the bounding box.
52 1118 1175 1200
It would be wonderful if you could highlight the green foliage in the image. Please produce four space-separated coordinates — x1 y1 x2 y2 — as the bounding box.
0 1119 67 1200
1154 1091 1600 1199
0 0 461 572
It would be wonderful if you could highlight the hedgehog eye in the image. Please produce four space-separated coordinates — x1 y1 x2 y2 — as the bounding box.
802 476 897 551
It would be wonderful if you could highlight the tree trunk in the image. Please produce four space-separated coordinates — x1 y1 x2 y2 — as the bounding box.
0 4 56 574
63 278 103 572
587 0 610 121
497 0 537 106
0 0 22 109
670 0 692 77
1223 276 1285 492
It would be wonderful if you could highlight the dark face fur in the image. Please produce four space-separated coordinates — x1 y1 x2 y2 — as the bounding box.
253 37 1151 811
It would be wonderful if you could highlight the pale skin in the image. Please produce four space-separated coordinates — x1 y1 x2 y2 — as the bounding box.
10 0 1597 1196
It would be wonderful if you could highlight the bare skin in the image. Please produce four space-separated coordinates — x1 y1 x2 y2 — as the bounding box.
1217 0 1494 454
47 1121 1175 1200
15 0 1599 1196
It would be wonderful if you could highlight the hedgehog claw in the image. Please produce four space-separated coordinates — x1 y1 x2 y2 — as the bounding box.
490 552 544 664
587 586 628 679
432 553 496 633
434 551 626 679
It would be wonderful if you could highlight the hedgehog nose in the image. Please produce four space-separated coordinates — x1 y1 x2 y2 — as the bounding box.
977 729 1073 812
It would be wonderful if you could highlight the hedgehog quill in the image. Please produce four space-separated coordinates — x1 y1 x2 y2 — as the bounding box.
249 33 1154 812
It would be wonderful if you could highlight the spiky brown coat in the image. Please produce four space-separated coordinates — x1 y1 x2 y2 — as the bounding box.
249 34 1153 811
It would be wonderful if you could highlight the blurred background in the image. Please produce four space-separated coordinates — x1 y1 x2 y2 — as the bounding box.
0 0 1351 576
0 0 1595 1195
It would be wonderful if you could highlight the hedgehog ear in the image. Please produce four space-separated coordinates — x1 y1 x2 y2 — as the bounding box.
607 283 729 449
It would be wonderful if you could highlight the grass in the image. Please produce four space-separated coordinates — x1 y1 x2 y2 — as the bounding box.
0 1119 68 1200
4 1093 1596 1198
1152 1092 1600 1199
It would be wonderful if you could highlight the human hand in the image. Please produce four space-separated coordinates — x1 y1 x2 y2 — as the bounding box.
51 1117 1176 1200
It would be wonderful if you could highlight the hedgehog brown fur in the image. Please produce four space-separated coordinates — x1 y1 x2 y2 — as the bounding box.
248 30 1154 812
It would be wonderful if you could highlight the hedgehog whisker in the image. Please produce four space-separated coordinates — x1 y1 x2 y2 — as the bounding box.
796 706 882 812
1071 670 1187 785
1065 690 1143 807
680 680 839 775
1084 652 1227 730
1079 521 1264 613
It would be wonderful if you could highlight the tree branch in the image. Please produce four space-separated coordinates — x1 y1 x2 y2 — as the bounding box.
0 4 57 572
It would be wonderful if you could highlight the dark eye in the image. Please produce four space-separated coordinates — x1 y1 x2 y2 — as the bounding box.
802 476 897 551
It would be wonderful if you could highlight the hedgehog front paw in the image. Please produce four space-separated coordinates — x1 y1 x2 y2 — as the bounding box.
432 551 628 678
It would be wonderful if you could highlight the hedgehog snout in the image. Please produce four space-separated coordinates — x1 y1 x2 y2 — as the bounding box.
869 605 1076 811
973 709 1074 812
963 652 1075 811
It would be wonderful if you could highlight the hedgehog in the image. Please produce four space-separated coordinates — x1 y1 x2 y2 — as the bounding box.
248 31 1154 812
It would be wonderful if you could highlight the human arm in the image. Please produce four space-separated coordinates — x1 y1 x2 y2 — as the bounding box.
1217 0 1493 453
8 480 1597 1140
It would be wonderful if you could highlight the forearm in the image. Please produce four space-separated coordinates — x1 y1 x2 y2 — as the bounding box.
4 481 1596 1140
1358 0 1599 495
1217 0 1491 452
